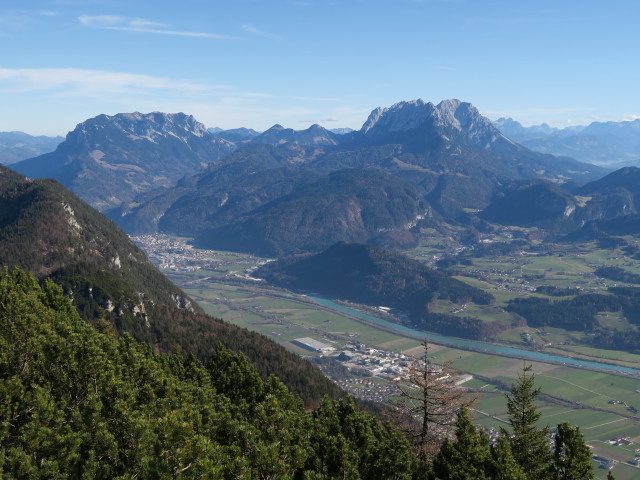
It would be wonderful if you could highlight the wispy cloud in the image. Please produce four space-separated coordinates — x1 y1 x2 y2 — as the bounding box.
241 23 280 40
624 114 640 121
0 67 230 96
78 15 233 39
300 117 338 123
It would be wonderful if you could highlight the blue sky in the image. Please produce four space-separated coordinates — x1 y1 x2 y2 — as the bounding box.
1 0 638 136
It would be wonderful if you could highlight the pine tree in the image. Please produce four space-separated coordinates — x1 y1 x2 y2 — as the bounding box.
502 363 553 480
432 405 492 479
551 422 594 480
489 436 527 480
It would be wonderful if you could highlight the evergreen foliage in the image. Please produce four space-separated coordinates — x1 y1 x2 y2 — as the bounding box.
0 166 343 407
502 365 553 480
0 268 417 479
551 422 594 480
432 406 493 479
0 270 598 478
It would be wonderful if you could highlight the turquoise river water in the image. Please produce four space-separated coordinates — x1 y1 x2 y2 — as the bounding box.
308 295 640 376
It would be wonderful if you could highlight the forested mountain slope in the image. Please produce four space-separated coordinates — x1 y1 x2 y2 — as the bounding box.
0 269 416 479
0 164 342 406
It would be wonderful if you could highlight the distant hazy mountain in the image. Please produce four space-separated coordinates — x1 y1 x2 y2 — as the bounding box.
494 117 640 167
329 127 354 135
211 127 261 143
0 131 63 165
325 99 605 215
13 112 236 211
492 118 566 141
251 123 341 146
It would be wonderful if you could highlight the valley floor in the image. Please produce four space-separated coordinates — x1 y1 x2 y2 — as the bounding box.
134 233 640 480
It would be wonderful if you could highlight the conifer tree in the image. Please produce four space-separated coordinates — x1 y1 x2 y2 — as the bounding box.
551 422 594 480
502 364 553 480
489 436 526 480
432 405 492 479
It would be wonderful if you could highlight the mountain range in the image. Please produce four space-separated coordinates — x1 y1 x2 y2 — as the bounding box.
494 117 640 168
11 98 621 257
0 131 62 165
108 99 606 256
478 166 640 241
12 112 236 211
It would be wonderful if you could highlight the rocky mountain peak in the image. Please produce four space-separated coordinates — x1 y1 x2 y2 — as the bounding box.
66 111 212 147
360 99 433 134
360 98 500 146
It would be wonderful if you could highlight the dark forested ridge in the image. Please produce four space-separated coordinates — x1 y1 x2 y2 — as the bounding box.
256 242 497 339
196 170 429 256
0 164 343 406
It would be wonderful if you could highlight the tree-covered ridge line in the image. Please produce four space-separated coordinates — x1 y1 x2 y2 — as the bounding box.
0 268 416 478
0 165 343 406
256 242 503 340
0 269 602 478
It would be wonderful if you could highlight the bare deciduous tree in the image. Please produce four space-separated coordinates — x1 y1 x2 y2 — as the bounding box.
397 339 474 460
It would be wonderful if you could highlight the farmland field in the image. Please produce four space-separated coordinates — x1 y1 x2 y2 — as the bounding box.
134 234 640 479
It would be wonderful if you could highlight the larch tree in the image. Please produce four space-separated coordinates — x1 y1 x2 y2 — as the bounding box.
397 339 472 460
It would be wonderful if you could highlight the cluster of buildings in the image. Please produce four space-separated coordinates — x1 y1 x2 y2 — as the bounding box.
305 339 472 404
334 342 413 382
132 234 263 274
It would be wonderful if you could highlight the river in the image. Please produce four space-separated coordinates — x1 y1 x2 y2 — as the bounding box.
308 295 640 376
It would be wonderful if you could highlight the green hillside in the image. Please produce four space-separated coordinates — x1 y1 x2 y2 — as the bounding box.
0 164 342 406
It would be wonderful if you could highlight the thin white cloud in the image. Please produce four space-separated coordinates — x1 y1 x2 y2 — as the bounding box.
79 15 233 39
0 67 230 96
624 114 640 121
300 117 339 123
241 24 280 40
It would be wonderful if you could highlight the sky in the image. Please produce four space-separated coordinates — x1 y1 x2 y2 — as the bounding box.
0 0 638 136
